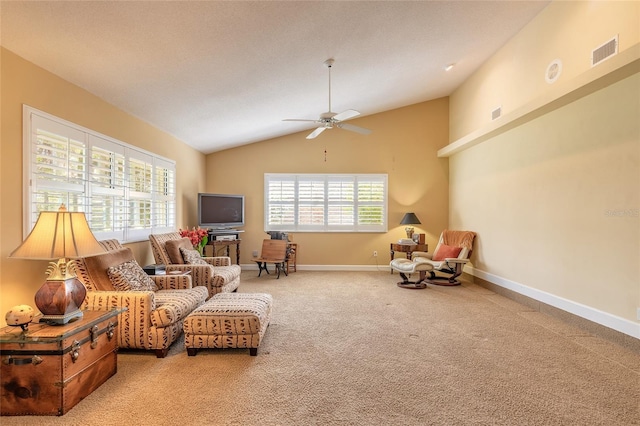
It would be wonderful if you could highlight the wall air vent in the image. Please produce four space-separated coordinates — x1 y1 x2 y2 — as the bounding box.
491 106 502 121
591 35 618 67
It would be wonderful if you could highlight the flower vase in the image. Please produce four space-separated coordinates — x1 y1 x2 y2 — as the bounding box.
198 236 208 256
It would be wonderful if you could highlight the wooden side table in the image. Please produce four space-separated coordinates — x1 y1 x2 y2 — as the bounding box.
286 243 298 273
0 309 123 416
208 239 241 264
389 243 428 274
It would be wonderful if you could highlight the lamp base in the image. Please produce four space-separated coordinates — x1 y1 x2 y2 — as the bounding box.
39 309 84 325
34 276 87 326
405 227 414 239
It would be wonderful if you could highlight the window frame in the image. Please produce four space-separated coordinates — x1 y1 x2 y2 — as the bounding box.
22 105 176 242
264 173 388 233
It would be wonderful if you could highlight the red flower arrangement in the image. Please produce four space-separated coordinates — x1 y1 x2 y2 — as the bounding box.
179 227 209 255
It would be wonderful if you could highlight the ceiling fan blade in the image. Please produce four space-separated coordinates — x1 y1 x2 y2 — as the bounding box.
336 122 372 135
306 127 327 139
283 118 319 122
333 109 360 122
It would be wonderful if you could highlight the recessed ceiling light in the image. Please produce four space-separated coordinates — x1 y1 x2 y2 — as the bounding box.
444 64 455 71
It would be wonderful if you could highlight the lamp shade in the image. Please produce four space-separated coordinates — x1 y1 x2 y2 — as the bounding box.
10 205 105 260
400 212 421 225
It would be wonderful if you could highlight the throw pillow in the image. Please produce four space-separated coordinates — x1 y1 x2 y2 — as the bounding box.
180 247 209 265
107 260 158 292
432 244 462 262
165 238 193 264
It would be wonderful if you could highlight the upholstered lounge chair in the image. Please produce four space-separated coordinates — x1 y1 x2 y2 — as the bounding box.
76 239 208 358
411 230 477 286
149 232 241 298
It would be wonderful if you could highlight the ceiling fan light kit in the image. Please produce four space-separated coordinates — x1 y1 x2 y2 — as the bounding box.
284 58 372 139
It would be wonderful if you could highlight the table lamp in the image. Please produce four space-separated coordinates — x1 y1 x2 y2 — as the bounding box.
400 212 421 239
10 204 105 325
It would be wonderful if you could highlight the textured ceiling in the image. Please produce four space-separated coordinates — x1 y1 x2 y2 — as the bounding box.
1 1 549 154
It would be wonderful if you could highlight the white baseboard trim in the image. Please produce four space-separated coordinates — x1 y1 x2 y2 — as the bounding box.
299 265 392 272
467 267 640 339
240 264 390 272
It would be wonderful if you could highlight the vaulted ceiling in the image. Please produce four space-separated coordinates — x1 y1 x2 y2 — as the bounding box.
1 1 549 153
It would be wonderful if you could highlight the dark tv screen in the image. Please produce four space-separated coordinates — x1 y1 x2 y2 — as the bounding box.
198 193 244 229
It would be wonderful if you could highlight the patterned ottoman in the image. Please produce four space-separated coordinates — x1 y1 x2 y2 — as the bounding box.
183 292 273 356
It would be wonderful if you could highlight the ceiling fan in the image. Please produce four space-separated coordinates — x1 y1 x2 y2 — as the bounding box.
283 58 372 139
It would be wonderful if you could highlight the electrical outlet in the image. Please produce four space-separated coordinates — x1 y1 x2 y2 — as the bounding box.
373 251 377 257
252 250 258 257
637 307 640 321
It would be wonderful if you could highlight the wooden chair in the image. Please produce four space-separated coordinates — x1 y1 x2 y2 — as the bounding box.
253 239 288 279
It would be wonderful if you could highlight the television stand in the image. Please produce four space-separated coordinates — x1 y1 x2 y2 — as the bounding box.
206 229 244 264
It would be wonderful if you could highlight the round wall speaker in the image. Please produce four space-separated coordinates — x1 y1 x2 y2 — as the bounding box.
545 59 562 84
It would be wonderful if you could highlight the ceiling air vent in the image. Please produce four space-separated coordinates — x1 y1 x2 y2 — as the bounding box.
592 35 618 67
491 106 502 121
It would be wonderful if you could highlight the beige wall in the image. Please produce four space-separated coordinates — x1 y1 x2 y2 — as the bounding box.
448 1 640 328
0 48 207 325
205 99 450 266
450 1 639 141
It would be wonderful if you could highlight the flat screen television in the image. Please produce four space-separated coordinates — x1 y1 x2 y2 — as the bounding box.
198 193 245 229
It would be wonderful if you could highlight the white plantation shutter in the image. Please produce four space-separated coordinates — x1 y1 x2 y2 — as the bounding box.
298 177 325 229
357 179 386 229
327 177 355 228
126 149 153 241
89 135 126 240
23 106 176 242
267 178 296 226
265 174 387 232
30 115 87 224
152 158 176 234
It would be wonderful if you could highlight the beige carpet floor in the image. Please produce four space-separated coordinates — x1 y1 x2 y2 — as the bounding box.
2 271 639 425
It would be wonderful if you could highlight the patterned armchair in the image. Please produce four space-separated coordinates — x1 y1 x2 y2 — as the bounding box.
149 232 241 298
76 239 208 358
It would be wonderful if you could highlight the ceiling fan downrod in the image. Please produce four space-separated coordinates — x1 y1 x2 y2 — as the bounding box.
325 58 334 114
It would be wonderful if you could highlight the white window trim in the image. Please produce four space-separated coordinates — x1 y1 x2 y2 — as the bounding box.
264 173 388 233
22 105 176 243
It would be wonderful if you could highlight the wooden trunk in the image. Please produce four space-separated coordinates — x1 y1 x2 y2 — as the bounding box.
1 310 121 416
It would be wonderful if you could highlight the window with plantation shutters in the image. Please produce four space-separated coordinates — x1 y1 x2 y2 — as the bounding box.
23 105 176 242
264 173 387 232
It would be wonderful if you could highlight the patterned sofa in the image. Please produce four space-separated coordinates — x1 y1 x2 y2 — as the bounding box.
76 239 208 358
149 232 241 298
